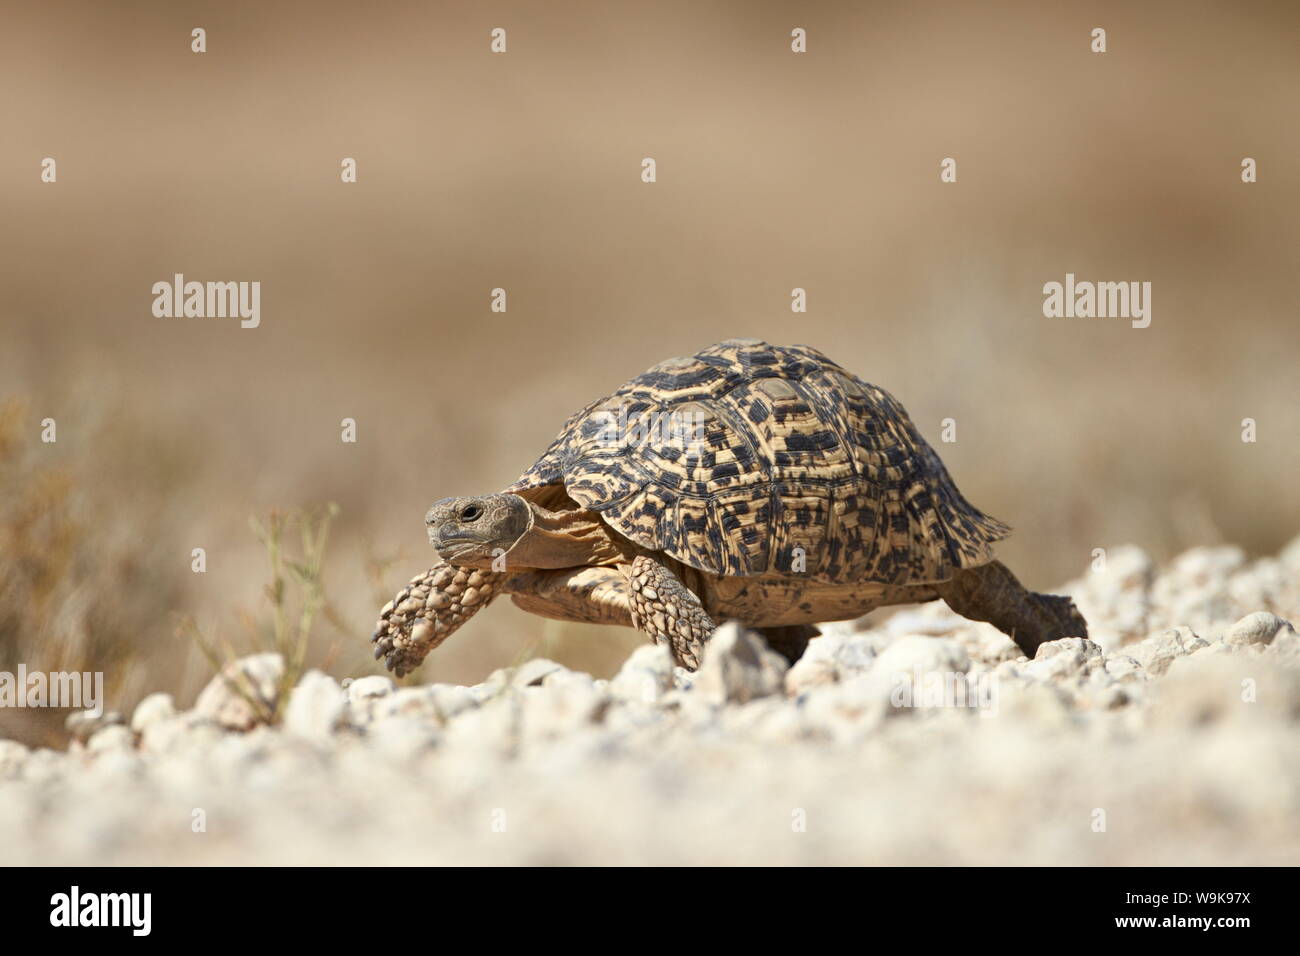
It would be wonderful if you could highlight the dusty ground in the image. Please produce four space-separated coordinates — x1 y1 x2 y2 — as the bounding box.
1 539 1298 866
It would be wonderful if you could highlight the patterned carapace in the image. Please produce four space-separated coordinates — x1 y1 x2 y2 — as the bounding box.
508 338 1010 587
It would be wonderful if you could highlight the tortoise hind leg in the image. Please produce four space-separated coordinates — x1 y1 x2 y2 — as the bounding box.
625 555 715 670
935 560 1088 658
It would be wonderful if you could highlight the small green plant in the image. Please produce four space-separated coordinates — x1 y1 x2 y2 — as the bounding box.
184 503 343 723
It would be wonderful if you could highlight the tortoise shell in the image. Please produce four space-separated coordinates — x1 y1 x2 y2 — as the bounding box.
506 339 1010 586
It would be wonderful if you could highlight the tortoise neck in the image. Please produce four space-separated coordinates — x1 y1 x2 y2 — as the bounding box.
501 501 628 570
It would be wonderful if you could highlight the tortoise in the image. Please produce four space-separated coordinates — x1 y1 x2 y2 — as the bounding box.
371 339 1087 675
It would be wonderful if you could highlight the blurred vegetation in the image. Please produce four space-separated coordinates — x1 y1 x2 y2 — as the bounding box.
184 505 345 724
0 397 196 746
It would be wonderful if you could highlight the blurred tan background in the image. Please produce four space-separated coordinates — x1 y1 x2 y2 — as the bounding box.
2 0 1297 743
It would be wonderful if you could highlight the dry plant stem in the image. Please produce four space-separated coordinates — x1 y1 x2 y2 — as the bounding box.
185 504 338 724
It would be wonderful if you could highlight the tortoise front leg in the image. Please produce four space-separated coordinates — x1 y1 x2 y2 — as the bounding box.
504 566 634 627
624 555 716 670
371 562 504 676
935 560 1088 658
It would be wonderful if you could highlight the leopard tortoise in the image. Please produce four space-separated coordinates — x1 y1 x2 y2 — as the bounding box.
372 339 1087 675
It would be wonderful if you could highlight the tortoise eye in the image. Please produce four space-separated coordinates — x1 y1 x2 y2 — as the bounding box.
460 504 482 522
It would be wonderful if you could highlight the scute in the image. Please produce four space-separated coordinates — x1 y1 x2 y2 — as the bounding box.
507 340 1011 586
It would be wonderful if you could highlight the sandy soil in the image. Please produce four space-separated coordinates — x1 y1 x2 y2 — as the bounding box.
1 539 1298 865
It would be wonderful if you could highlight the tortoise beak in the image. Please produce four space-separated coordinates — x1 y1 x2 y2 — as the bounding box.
428 523 473 548
430 528 480 548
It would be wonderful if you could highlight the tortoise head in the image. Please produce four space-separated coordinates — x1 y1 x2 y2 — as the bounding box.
425 493 532 566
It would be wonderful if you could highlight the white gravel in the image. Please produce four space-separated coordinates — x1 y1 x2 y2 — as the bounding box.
2 540 1299 865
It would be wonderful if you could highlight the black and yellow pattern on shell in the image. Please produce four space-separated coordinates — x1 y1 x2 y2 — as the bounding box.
507 339 1011 586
